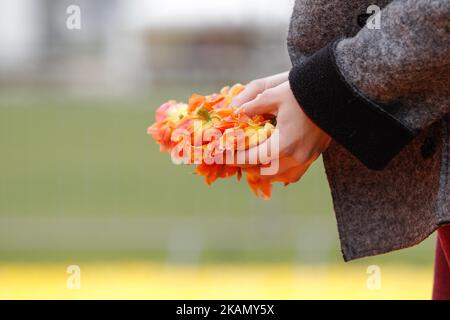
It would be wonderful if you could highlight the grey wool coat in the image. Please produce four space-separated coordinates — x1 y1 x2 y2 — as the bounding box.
287 0 450 261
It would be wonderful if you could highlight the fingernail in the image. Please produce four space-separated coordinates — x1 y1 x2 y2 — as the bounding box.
233 106 243 115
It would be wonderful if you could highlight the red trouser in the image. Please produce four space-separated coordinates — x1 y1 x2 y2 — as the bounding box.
433 225 450 300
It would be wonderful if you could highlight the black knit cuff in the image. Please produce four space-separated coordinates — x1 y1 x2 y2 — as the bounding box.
289 42 415 170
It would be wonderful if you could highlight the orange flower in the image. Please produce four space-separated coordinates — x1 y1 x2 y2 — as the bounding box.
147 84 284 199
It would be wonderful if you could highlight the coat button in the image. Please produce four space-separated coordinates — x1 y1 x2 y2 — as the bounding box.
357 13 371 28
421 136 437 159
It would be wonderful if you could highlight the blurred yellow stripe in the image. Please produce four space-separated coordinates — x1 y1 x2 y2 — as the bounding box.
0 263 432 300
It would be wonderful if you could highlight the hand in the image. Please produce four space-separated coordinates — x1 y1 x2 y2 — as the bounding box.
237 81 331 183
232 72 289 107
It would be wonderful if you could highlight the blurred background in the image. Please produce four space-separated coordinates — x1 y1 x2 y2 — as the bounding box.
0 0 436 299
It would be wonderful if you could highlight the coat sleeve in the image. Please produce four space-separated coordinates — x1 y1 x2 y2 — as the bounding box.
289 0 450 170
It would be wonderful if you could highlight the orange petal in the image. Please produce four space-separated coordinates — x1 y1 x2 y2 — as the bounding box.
204 96 224 111
188 94 205 112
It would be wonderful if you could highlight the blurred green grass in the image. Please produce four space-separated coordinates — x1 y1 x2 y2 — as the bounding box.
0 89 435 264
0 90 333 217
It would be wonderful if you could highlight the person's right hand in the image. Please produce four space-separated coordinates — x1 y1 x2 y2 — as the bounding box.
232 71 288 107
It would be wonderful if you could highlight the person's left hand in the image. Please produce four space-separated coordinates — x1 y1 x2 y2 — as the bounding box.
236 81 331 183
232 71 289 107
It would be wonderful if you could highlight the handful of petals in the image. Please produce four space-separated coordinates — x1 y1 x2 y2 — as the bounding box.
147 84 286 199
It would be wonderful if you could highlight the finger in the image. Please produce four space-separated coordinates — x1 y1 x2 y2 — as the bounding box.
261 156 302 177
271 164 308 184
240 91 278 117
231 80 265 107
265 71 289 87
235 131 280 166
241 158 307 186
